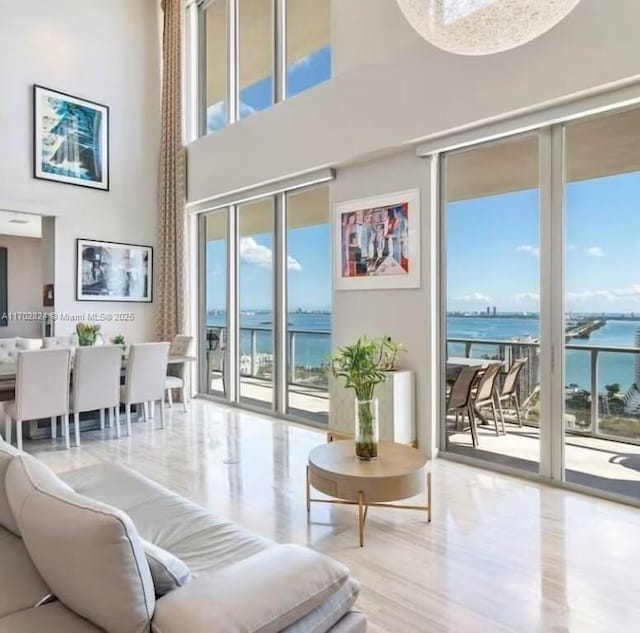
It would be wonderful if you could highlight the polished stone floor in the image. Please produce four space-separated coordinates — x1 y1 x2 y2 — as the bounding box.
26 399 640 633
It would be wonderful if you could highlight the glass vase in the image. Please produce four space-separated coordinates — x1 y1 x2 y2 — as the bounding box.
354 397 379 460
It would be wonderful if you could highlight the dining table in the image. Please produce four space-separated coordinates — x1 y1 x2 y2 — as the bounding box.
0 353 197 439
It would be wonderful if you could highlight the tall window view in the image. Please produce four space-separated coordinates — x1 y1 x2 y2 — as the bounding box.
201 186 331 424
286 186 331 422
444 134 541 472
563 107 640 499
203 0 331 134
285 0 331 99
203 0 228 133
203 209 228 397
239 198 274 409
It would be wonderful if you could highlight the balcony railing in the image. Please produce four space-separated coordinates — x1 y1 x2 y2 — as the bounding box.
205 325 331 389
447 336 640 444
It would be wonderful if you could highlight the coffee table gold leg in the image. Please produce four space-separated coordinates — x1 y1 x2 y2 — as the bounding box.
358 491 365 547
427 471 432 523
306 466 310 515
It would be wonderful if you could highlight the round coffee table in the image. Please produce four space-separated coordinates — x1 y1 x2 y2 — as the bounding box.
307 440 431 547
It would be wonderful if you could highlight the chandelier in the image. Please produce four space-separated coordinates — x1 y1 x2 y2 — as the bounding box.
395 0 582 56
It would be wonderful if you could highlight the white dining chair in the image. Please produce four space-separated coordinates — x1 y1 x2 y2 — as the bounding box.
164 334 193 413
71 345 122 446
4 348 72 451
121 343 170 436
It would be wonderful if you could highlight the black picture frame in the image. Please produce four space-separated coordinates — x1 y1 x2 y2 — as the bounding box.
33 85 110 191
76 239 153 303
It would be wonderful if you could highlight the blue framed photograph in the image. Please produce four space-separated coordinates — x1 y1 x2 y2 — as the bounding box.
33 85 109 190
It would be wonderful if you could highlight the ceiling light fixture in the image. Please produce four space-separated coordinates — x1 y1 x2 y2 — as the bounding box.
9 218 30 224
395 0 582 56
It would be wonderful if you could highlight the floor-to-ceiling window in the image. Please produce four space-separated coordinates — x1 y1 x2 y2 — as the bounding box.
238 197 274 408
203 0 229 133
439 102 640 504
285 186 331 422
203 208 229 397
443 134 541 473
563 107 640 500
198 183 331 424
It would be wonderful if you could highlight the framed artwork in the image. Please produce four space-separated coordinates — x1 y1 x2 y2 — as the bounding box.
334 189 421 290
33 85 109 190
76 239 153 302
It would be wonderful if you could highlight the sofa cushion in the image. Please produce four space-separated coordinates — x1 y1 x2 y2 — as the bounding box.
0 602 104 633
0 439 20 535
6 453 155 633
0 528 51 618
61 463 271 575
152 544 349 633
282 578 360 633
142 538 191 597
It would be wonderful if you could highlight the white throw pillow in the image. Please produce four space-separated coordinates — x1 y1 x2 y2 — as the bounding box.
141 538 191 597
6 453 155 633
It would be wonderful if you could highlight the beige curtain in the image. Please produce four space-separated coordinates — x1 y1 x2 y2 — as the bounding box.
156 0 186 342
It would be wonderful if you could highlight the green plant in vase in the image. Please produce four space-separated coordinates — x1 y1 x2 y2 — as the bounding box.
76 322 101 347
380 336 406 371
331 336 398 460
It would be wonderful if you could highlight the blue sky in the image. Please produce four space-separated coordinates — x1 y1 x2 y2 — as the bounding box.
447 171 640 314
206 45 332 312
207 46 331 132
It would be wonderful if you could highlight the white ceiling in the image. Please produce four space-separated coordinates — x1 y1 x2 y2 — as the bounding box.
0 210 42 238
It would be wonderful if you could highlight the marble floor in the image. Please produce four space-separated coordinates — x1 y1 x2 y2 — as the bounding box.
25 399 640 633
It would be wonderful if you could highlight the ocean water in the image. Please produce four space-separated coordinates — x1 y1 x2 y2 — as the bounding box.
206 313 640 390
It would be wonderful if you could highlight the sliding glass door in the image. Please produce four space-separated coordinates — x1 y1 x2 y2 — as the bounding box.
440 103 640 502
199 184 331 425
563 107 640 501
443 133 542 473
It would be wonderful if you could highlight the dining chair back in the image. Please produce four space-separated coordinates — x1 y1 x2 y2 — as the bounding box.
16 349 71 421
169 334 193 357
120 343 170 437
71 345 122 446
125 343 170 404
502 359 527 397
473 362 504 436
475 363 502 402
447 365 481 410
4 349 72 450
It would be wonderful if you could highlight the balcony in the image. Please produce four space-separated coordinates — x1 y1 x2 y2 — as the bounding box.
446 336 640 500
205 325 330 421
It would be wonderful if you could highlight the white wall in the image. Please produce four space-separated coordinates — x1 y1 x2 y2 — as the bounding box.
0 0 161 341
188 0 640 203
0 235 43 338
332 152 432 451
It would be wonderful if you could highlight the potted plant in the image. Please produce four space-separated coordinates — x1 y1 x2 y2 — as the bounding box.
76 322 101 347
331 336 403 460
111 334 127 352
380 336 406 371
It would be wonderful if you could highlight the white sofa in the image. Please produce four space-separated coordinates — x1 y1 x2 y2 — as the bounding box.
0 338 43 362
0 440 366 632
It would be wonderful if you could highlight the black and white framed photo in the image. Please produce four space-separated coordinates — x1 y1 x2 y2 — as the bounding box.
33 85 109 190
76 239 152 302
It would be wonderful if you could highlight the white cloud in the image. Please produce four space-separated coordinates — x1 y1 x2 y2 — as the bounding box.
206 100 257 131
240 237 302 272
587 246 604 257
457 292 492 302
515 244 540 257
568 284 640 304
288 54 313 72
514 292 540 304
